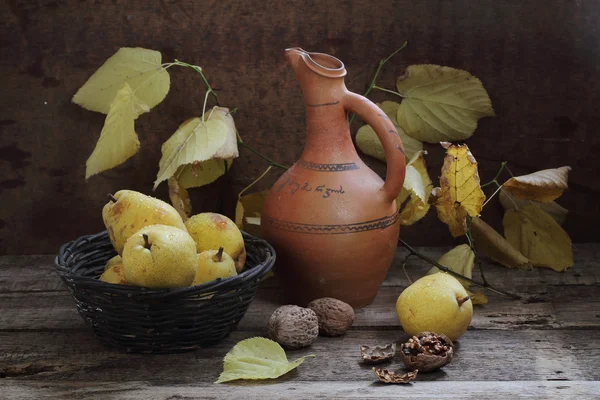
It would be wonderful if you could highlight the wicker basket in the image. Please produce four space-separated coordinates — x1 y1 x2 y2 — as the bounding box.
55 230 275 353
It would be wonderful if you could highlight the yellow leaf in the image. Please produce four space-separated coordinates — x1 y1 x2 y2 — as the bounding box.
471 216 531 269
168 176 192 221
235 190 269 238
427 244 475 288
503 204 573 272
73 47 170 114
468 290 488 305
499 190 568 225
215 337 314 383
434 143 486 237
154 107 239 189
395 65 495 143
85 83 144 179
502 166 571 203
175 159 233 189
356 101 423 162
396 151 432 225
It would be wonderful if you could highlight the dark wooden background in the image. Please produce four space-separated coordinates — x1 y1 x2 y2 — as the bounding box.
1 0 599 255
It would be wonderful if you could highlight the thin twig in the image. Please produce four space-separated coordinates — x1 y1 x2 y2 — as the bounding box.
466 220 488 285
237 141 289 170
349 41 408 125
481 161 507 188
401 253 414 285
398 239 521 300
372 85 405 98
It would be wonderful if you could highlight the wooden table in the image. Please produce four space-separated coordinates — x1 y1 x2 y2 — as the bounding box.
1 245 599 399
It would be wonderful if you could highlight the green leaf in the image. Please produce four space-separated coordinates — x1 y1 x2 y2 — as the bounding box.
427 244 475 288
396 65 495 143
356 101 423 162
215 337 315 383
73 47 170 114
85 83 146 179
154 107 239 189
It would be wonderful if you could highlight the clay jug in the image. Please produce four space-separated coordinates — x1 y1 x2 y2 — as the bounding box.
262 48 406 308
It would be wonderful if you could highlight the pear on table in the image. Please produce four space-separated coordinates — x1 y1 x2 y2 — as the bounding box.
395 273 473 341
185 212 246 273
122 224 197 288
103 190 186 255
192 247 238 286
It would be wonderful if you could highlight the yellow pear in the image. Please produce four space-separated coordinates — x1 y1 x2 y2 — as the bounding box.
99 264 129 285
122 224 197 288
192 247 238 286
102 190 186 255
104 255 122 271
185 213 246 272
396 273 473 341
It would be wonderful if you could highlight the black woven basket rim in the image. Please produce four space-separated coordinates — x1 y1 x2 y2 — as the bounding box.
54 230 275 300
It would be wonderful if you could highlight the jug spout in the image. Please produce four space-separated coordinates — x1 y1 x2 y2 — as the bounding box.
285 47 347 105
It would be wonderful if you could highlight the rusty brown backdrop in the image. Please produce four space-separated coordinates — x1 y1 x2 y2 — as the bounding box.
1 0 598 255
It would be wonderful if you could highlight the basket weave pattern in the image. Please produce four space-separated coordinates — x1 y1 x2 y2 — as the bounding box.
55 230 275 353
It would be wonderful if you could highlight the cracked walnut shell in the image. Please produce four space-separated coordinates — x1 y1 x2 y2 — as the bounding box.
360 343 396 364
399 332 454 372
373 368 418 384
267 305 319 349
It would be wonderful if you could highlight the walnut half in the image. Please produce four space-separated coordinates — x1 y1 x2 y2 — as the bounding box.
399 332 454 372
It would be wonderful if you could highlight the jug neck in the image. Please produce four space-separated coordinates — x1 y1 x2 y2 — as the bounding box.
301 100 358 163
286 48 358 163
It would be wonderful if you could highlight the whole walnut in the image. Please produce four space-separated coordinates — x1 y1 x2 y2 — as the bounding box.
267 305 319 349
307 297 355 337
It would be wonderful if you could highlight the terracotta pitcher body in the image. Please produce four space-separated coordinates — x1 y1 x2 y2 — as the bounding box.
262 48 406 308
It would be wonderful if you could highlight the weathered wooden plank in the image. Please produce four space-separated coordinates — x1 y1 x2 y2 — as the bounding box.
1 282 598 332
1 244 599 293
1 330 598 383
3 380 599 400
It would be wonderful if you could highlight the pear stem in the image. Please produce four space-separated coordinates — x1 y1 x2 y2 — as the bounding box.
108 194 118 203
213 247 224 262
457 296 471 307
398 239 521 300
142 234 151 250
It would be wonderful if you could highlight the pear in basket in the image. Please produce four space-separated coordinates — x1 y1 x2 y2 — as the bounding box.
185 213 246 273
103 190 186 255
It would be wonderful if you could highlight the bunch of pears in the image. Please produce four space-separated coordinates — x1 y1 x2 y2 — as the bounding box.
98 190 246 289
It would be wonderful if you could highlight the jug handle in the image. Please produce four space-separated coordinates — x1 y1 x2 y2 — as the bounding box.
344 91 406 202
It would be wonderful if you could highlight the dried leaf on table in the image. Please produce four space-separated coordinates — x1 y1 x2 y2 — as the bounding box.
503 204 573 272
356 101 423 162
154 107 239 189
499 191 568 225
360 343 397 364
215 337 315 383
427 244 474 288
373 368 418 384
434 143 486 237
396 151 432 226
167 177 192 220
470 216 531 269
502 166 571 203
395 65 495 143
73 47 170 114
85 83 146 179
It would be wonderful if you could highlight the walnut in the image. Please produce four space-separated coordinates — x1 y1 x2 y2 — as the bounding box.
360 343 396 364
373 368 418 384
307 297 355 336
399 332 454 372
267 305 319 349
